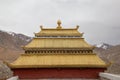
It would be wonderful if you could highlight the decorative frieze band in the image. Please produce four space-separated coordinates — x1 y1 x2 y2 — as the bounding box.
25 49 93 54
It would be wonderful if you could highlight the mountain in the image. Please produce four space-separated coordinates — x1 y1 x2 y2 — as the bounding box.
95 44 120 74
0 30 31 50
0 30 32 62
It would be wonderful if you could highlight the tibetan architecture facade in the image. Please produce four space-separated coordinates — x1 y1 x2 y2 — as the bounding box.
9 20 107 79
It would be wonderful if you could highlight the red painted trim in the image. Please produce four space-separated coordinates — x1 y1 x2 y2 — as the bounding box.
12 68 106 79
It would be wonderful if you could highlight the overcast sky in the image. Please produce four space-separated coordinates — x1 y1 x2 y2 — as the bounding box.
0 0 120 45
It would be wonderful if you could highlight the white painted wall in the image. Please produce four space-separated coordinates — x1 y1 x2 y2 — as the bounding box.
99 73 120 80
7 76 19 80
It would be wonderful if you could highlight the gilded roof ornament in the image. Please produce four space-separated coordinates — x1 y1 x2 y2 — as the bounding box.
40 25 43 30
57 20 62 29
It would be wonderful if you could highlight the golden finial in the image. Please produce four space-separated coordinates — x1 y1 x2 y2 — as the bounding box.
57 20 61 26
57 20 62 29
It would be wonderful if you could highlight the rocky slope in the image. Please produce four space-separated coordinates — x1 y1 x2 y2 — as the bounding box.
94 43 120 74
0 30 32 62
0 61 13 79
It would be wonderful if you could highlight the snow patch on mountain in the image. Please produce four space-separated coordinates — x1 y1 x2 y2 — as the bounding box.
26 38 32 42
96 43 113 49
7 32 15 36
0 29 16 36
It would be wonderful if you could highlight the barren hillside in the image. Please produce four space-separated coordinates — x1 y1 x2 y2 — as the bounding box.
0 30 31 62
95 44 120 74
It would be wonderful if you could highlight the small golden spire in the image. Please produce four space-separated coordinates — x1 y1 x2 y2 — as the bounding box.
40 25 43 30
57 20 61 26
57 20 62 29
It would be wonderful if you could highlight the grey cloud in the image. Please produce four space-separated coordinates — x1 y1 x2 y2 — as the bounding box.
0 0 120 45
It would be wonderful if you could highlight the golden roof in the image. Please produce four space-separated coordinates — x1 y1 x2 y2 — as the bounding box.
35 28 82 37
35 20 82 37
24 38 93 49
9 54 107 68
9 20 107 69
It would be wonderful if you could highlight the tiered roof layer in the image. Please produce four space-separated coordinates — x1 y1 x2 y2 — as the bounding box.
9 54 107 68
